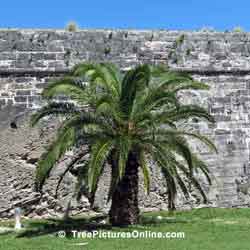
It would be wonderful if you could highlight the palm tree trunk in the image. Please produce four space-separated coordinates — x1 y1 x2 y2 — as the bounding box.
109 151 140 226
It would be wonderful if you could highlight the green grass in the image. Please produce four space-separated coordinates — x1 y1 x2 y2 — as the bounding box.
1 208 250 250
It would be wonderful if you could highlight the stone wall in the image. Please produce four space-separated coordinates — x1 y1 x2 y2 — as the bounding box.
1 29 250 218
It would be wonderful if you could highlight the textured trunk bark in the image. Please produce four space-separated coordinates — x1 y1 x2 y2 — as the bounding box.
109 151 140 226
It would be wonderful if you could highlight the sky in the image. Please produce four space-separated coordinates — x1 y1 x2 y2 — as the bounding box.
0 0 250 30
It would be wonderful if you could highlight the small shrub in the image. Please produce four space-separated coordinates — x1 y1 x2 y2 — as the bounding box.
176 34 185 45
172 34 185 50
66 21 79 32
108 32 113 40
104 47 111 55
233 26 244 32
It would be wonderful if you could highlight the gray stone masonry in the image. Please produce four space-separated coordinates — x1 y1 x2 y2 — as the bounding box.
1 29 250 218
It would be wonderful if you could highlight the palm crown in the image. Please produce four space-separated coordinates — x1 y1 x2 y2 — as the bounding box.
31 63 216 219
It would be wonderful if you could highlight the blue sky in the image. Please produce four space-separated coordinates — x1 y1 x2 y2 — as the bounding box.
0 0 249 30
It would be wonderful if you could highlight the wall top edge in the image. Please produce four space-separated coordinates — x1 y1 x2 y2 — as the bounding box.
0 29 248 34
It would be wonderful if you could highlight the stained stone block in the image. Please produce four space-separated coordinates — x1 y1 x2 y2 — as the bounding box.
14 96 27 103
16 90 31 96
0 99 6 107
44 53 56 60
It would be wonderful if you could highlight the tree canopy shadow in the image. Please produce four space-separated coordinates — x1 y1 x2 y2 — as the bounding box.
17 214 111 238
15 212 194 238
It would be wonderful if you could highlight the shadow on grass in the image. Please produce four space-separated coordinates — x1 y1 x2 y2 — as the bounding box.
15 212 194 238
17 215 111 238
0 230 15 236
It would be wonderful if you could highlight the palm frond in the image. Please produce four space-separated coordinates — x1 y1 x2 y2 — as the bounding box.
191 154 212 185
147 136 194 173
153 151 177 210
149 64 169 77
146 129 217 153
35 126 76 191
158 105 215 123
177 162 208 203
116 136 132 179
139 150 150 194
88 139 114 192
95 94 124 124
72 63 120 97
75 160 90 202
120 64 150 117
152 71 209 91
30 102 80 127
42 77 87 102
55 149 89 198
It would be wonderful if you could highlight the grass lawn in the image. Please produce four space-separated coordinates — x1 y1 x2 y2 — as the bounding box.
0 208 250 250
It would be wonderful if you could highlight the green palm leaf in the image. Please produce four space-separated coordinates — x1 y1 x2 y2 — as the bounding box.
30 102 80 127
43 77 87 102
88 139 114 192
35 126 76 191
139 150 150 194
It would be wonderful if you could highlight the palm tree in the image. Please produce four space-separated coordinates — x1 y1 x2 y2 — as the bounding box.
31 63 217 226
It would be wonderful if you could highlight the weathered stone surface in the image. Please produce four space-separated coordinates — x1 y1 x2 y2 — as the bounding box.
1 29 250 218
